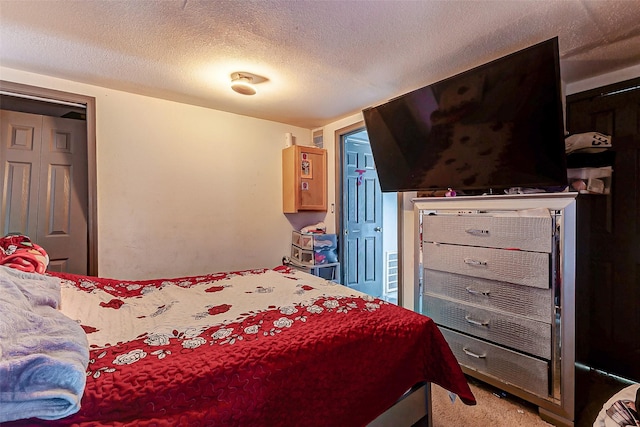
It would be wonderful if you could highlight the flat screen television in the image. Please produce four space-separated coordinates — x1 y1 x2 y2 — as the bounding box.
362 37 567 194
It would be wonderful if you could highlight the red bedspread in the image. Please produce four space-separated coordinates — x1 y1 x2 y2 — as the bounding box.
9 266 474 426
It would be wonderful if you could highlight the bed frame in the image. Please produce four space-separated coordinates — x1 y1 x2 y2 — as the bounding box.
368 383 431 427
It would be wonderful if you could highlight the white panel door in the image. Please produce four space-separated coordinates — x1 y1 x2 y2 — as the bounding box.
1 110 88 273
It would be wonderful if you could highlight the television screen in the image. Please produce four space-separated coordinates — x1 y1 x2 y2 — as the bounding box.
363 37 567 193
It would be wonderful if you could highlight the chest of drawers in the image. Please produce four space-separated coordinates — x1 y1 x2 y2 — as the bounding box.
415 194 578 427
423 211 554 396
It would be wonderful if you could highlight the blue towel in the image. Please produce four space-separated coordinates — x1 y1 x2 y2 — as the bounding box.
0 265 89 422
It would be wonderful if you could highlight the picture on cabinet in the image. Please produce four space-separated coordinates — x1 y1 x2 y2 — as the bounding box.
301 153 313 178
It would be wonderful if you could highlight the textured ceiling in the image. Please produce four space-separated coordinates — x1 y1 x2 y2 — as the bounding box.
1 0 639 128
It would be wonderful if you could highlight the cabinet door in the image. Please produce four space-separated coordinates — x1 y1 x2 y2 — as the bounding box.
298 147 326 210
282 145 327 212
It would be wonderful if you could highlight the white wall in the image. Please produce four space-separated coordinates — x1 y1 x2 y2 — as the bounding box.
381 193 398 257
566 64 640 95
1 66 312 280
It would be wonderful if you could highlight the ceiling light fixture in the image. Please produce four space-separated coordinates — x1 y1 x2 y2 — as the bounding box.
230 72 256 95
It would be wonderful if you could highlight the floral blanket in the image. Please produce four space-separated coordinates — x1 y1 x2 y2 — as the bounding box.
0 234 49 274
7 266 474 426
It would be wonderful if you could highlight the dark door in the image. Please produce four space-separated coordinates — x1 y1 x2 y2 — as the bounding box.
342 130 383 297
567 77 640 381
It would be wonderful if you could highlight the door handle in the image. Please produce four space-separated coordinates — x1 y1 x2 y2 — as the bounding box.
374 227 381 232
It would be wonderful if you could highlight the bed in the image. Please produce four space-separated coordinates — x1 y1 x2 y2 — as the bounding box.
1 259 475 426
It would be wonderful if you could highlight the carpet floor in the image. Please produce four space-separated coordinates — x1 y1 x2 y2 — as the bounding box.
431 377 554 426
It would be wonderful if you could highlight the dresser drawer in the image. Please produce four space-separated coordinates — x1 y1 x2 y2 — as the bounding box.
424 296 551 359
440 327 550 398
423 243 549 289
423 269 553 322
422 213 552 253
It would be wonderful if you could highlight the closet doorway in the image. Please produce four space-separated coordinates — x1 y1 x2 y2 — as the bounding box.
337 123 398 303
567 76 640 382
0 81 97 275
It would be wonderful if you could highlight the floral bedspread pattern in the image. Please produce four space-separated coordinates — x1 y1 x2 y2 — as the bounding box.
8 266 475 426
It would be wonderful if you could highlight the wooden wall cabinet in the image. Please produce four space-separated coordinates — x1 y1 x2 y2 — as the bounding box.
282 145 327 213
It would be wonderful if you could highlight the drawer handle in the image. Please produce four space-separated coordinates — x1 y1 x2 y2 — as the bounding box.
465 228 490 236
465 286 491 297
462 347 487 359
465 314 489 327
463 258 487 266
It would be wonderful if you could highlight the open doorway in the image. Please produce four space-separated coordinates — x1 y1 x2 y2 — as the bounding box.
0 80 98 275
337 124 398 303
